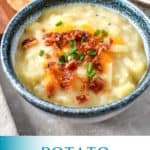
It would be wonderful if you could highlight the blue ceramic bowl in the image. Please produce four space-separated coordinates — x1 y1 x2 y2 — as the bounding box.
1 0 150 121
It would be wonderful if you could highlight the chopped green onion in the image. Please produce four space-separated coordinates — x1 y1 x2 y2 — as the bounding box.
88 70 96 79
87 62 93 74
67 47 78 56
101 30 108 36
94 29 101 36
72 53 79 60
69 40 76 47
87 50 97 56
39 50 45 56
56 21 63 26
59 55 68 64
81 36 86 43
87 62 96 79
79 54 85 61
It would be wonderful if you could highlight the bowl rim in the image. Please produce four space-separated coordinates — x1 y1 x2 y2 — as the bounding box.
1 0 150 118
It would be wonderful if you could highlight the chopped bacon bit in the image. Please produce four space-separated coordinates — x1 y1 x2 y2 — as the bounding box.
43 32 62 46
85 55 93 62
66 60 78 71
22 37 37 49
45 53 51 59
53 43 61 50
93 59 103 72
60 81 69 89
63 71 72 80
109 38 113 45
60 70 72 89
88 77 105 93
76 95 88 104
59 63 66 70
47 62 56 68
70 30 87 40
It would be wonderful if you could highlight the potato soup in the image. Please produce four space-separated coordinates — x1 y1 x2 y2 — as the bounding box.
15 3 147 107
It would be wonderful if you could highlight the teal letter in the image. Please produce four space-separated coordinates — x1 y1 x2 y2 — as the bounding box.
98 147 108 150
42 147 50 150
65 147 74 150
53 147 63 150
87 147 96 150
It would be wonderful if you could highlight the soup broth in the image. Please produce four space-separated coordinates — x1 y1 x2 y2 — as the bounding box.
15 3 147 107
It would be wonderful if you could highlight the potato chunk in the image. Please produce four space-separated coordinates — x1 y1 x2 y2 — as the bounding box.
113 82 135 99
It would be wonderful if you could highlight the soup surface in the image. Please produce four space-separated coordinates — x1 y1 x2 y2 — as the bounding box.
15 3 147 107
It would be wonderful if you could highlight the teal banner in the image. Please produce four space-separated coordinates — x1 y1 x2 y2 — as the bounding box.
0 137 109 150
0 136 149 150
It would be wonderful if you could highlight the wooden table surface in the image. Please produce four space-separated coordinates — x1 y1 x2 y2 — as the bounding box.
0 0 16 35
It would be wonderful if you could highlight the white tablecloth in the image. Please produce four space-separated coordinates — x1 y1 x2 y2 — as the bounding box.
0 86 17 135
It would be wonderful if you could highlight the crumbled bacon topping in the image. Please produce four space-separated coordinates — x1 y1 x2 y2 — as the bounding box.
43 30 91 49
45 53 51 59
22 29 113 103
93 59 103 72
43 30 112 53
76 95 88 104
43 32 62 47
60 70 72 89
66 60 79 71
47 61 56 69
88 77 105 93
22 37 38 49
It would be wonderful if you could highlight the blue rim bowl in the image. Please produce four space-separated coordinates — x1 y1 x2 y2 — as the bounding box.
1 0 150 120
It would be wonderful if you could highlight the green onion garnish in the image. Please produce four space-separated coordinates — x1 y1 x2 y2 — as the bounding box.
69 40 76 47
79 54 85 61
59 55 68 64
101 30 108 36
87 62 93 74
88 70 96 79
87 50 97 56
72 53 79 60
68 47 78 56
56 21 63 26
94 29 101 36
39 50 45 56
87 62 96 79
81 36 86 43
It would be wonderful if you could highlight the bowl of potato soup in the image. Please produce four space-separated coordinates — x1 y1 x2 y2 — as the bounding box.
1 0 150 121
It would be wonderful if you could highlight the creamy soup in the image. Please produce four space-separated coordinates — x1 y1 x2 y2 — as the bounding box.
15 3 147 107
